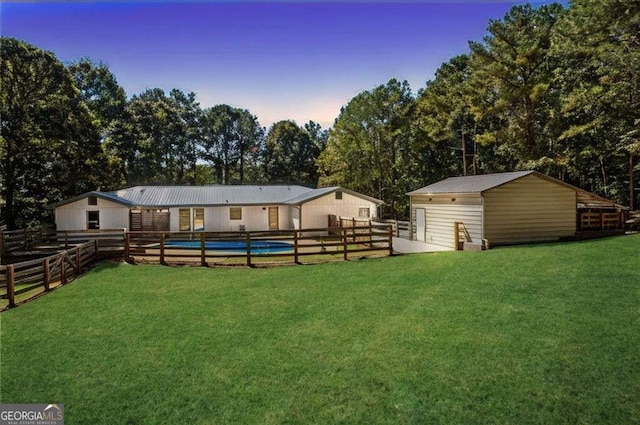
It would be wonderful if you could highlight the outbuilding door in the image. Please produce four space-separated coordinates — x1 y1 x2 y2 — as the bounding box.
415 208 426 242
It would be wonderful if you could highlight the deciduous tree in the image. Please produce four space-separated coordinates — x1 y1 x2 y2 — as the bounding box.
0 37 102 228
201 105 263 184
318 79 414 217
263 120 320 187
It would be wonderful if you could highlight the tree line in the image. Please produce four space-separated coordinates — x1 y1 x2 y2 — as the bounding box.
0 42 327 228
320 0 639 217
1 0 638 228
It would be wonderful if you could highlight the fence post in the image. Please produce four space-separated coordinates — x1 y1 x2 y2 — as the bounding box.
6 265 15 308
200 232 206 267
0 231 4 257
388 224 393 256
43 258 51 291
75 246 81 273
620 211 624 230
94 239 99 263
61 260 67 285
453 222 460 251
23 228 27 249
343 228 348 261
352 218 356 242
246 232 252 267
124 233 130 262
294 230 299 264
160 233 166 265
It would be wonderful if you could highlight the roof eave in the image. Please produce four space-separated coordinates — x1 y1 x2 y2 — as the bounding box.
48 191 133 210
289 187 384 205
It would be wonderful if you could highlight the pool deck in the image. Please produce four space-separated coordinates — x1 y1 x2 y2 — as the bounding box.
392 237 452 254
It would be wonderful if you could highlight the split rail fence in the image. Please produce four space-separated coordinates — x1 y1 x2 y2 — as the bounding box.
125 224 393 266
0 241 98 310
0 224 392 308
0 229 125 260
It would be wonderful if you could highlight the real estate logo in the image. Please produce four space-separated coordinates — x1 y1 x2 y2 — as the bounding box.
0 404 64 425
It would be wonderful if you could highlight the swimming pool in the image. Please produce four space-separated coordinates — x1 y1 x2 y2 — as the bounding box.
163 240 293 254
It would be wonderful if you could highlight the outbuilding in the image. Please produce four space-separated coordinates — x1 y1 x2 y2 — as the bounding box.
408 171 588 249
52 185 383 232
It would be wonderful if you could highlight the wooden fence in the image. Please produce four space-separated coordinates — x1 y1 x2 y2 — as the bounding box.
125 225 393 267
0 241 98 310
1 228 125 260
579 211 624 231
0 228 55 254
372 219 411 238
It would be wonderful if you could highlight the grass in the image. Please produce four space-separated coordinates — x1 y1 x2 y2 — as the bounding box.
1 234 639 424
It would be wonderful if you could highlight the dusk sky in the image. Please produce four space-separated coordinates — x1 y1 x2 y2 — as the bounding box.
2 1 563 129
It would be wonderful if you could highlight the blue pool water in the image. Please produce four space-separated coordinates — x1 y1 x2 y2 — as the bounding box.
163 240 293 254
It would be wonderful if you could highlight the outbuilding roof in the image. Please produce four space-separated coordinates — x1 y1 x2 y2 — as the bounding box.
408 171 627 210
576 190 625 210
51 185 383 209
407 171 574 195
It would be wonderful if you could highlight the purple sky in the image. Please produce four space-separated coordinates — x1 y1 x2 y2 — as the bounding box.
1 1 562 129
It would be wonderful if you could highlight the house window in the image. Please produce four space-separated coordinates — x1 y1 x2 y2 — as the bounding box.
230 207 242 220
88 196 98 206
179 209 191 231
87 211 100 230
193 208 205 231
335 191 343 200
358 207 370 219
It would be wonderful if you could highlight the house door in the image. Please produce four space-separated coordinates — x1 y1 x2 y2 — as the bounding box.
268 207 279 230
415 208 426 242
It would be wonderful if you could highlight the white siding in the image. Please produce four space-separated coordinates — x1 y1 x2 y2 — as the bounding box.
411 194 483 249
169 205 294 232
292 207 301 229
55 197 129 231
300 192 378 229
483 174 576 245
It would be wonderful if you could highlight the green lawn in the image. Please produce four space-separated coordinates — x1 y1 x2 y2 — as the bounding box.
1 235 639 424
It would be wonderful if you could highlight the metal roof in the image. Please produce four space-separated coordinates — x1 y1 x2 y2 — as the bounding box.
409 171 628 210
51 185 383 208
408 171 540 195
113 185 315 206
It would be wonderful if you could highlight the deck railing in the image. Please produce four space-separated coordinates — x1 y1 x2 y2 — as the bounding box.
579 212 624 230
372 219 411 238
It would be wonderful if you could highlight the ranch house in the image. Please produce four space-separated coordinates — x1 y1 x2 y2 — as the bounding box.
52 185 383 232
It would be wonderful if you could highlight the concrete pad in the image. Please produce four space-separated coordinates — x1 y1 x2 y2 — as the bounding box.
392 237 453 254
